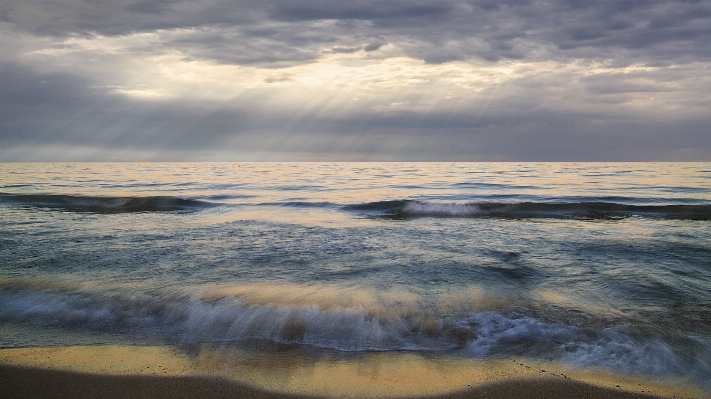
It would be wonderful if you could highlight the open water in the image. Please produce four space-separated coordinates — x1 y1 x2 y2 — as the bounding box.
1 162 710 388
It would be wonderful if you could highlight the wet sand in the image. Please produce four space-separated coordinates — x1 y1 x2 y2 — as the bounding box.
1 364 676 399
0 346 705 399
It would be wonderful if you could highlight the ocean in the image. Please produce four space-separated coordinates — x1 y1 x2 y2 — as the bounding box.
1 162 710 392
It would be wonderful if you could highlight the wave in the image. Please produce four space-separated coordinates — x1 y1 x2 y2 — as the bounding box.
258 201 338 208
0 193 214 213
345 200 711 220
1 286 709 381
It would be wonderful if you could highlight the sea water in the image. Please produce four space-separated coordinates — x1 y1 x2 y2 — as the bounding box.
1 163 710 389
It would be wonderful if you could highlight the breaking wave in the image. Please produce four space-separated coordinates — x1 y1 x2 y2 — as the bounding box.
0 193 213 213
345 200 711 220
0 286 709 382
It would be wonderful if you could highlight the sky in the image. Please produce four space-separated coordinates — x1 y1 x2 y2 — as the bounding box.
1 0 710 161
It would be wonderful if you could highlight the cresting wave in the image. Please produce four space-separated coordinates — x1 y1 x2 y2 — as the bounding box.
3 193 709 219
0 286 709 383
345 200 711 220
0 193 213 213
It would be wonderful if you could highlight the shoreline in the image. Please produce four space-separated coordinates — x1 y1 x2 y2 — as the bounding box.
1 345 707 399
0 364 674 399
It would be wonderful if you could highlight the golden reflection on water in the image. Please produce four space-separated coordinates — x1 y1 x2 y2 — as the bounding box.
194 346 706 399
195 348 529 398
1 162 709 203
197 281 520 325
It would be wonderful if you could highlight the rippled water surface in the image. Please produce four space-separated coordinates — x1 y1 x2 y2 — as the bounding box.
1 163 710 387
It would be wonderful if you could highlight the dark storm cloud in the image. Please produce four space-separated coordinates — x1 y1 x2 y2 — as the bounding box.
551 1 711 56
164 28 324 67
0 62 260 151
364 42 386 52
266 0 455 22
3 0 711 66
125 0 182 15
2 0 711 161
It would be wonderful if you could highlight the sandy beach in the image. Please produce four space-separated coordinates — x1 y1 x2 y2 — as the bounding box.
0 364 680 399
1 345 706 399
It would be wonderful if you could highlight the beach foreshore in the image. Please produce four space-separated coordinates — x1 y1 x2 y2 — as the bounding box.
1 364 677 399
0 346 706 399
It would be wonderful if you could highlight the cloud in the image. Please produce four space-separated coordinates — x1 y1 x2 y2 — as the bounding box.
1 0 710 160
4 0 711 65
125 0 182 15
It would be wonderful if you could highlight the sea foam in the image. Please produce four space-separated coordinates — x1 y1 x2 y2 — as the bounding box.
1 286 709 383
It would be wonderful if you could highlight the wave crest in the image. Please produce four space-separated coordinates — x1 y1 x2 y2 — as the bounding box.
0 193 212 213
1 287 709 382
403 202 481 217
346 200 711 220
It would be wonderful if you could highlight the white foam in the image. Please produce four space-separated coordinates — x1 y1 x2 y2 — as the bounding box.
403 202 481 217
1 289 710 384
